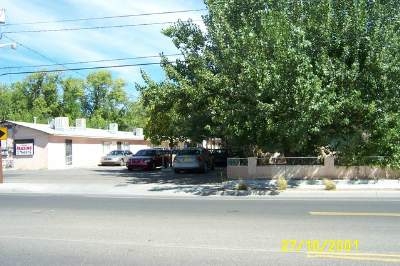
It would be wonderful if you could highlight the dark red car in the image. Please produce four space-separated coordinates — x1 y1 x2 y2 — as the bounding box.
127 149 170 170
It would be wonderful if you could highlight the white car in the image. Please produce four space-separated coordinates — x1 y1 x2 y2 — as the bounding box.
100 150 132 166
173 148 214 173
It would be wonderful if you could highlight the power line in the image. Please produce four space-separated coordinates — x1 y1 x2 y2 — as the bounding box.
4 35 86 78
0 53 181 70
3 9 207 27
0 61 177 76
2 19 202 35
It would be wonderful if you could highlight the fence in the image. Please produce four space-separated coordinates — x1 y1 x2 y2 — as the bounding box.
227 156 400 179
256 157 323 166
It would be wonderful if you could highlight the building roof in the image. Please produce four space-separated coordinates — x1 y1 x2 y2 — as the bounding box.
5 120 145 141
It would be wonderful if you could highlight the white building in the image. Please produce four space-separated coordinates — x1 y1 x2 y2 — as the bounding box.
1 118 149 170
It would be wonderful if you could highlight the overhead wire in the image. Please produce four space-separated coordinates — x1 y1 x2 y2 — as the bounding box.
0 61 179 76
1 20 202 35
0 53 181 70
4 35 86 78
0 8 201 79
3 9 207 26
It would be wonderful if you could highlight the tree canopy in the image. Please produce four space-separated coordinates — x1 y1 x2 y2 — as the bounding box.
139 0 400 165
0 70 146 131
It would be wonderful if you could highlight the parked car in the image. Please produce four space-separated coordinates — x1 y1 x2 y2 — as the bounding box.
173 148 214 173
127 149 170 170
100 150 133 166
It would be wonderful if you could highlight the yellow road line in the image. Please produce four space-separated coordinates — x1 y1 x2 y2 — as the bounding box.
309 211 400 217
307 254 400 263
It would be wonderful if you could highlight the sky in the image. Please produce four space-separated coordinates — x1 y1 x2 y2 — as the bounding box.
0 0 207 99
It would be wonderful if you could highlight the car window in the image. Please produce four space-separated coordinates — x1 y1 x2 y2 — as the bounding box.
135 149 156 156
108 150 123 155
177 149 201 155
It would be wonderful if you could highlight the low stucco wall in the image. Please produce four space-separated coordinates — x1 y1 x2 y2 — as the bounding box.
334 166 400 179
227 157 400 179
255 165 327 179
227 166 248 179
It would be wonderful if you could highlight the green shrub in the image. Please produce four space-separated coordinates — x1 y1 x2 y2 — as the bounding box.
323 178 336 190
235 182 248 190
276 176 287 191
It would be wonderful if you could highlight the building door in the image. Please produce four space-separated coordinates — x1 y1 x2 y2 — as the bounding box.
65 139 72 165
117 141 122 150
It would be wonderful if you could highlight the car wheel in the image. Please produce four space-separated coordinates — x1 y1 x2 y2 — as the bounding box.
127 166 133 171
174 168 180 173
152 162 156 170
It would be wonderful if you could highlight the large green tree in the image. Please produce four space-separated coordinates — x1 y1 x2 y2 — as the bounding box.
140 0 400 164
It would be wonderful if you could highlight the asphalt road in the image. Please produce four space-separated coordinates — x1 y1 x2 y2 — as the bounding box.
0 194 399 265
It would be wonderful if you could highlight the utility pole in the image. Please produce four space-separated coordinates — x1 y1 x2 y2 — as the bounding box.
0 8 11 183
0 127 7 184
0 8 4 184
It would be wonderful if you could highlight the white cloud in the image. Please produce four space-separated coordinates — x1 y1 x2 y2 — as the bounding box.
0 0 207 96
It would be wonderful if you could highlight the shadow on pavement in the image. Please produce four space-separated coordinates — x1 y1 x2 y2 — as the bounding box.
92 167 278 196
93 167 226 184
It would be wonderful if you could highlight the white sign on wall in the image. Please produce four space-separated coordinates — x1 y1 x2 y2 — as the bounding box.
15 142 34 156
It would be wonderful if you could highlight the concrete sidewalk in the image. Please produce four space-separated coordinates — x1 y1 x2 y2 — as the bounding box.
0 181 399 198
1 167 399 198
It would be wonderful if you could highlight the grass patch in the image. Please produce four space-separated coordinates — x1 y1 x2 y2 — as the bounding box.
235 181 248 191
323 178 336 190
276 176 287 191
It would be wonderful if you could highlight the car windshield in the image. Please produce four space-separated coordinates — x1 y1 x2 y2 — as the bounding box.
177 149 201 156
108 150 124 156
135 149 156 156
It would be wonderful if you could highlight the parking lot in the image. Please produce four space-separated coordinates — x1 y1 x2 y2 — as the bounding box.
2 166 229 197
4 166 227 186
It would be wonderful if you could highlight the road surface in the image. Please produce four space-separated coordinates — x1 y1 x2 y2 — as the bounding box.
0 194 399 265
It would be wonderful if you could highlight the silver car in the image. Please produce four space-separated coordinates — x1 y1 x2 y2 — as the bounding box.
173 148 214 173
100 150 132 166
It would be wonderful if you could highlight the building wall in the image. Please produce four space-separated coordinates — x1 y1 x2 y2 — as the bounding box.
12 126 49 170
48 136 102 168
48 136 150 169
47 140 66 169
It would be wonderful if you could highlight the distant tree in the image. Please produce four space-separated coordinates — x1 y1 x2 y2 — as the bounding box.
0 85 13 121
60 77 84 121
1 70 148 133
83 71 130 129
22 72 61 120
